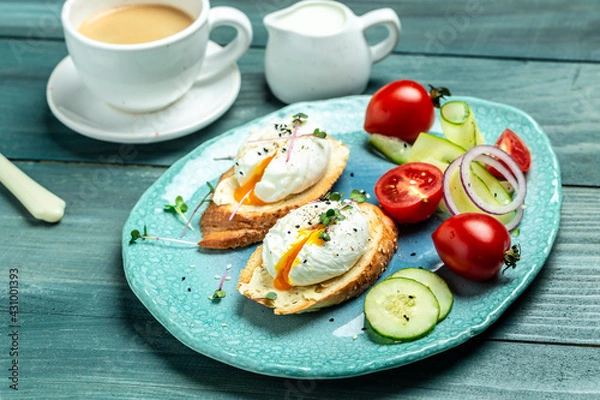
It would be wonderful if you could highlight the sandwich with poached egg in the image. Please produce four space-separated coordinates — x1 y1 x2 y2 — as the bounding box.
237 192 398 314
199 113 349 249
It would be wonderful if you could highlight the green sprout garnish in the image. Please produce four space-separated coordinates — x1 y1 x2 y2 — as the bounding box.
316 190 368 241
322 191 343 202
181 182 215 237
165 195 194 231
286 113 309 163
313 128 327 138
129 225 148 244
350 189 368 204
265 292 278 301
292 112 308 124
210 265 230 301
319 208 345 226
129 225 199 246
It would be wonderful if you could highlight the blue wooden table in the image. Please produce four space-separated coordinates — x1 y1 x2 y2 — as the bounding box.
1 0 599 398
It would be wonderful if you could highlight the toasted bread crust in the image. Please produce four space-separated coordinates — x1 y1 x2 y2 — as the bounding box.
199 136 349 249
236 202 399 315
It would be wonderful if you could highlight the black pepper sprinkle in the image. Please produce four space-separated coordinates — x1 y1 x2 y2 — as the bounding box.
353 228 358 232
263 147 269 153
303 259 307 263
408 295 414 299
410 252 416 257
187 288 191 292
182 277 186 281
295 225 300 229
403 314 410 321
350 172 354 177
329 318 334 322
257 151 262 156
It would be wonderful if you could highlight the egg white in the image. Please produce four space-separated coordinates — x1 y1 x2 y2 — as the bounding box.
262 200 370 286
233 118 331 203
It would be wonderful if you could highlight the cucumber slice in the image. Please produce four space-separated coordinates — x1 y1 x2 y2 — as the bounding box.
440 101 485 149
407 133 466 171
364 277 440 341
446 162 516 225
388 268 453 322
367 133 411 164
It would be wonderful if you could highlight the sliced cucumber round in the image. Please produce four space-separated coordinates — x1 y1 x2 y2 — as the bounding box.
364 277 440 341
388 268 453 322
367 133 412 165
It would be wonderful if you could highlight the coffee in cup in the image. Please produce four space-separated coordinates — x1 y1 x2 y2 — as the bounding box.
61 0 252 113
78 4 195 45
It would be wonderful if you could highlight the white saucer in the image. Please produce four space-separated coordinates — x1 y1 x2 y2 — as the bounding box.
46 42 241 144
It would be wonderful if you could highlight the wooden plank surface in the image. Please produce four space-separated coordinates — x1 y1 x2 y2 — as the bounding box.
1 0 599 62
1 40 599 187
0 0 599 398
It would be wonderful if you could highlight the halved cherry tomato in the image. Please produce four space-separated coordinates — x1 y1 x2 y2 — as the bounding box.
488 128 531 178
364 80 450 143
374 162 443 224
432 213 520 281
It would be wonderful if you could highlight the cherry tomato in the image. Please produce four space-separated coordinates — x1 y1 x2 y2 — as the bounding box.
374 162 443 224
432 213 519 281
488 128 532 178
364 80 450 143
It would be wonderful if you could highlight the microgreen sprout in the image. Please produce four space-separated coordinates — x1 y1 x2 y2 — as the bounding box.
350 189 368 204
286 113 308 163
129 225 200 246
181 182 215 237
210 266 229 301
252 291 278 302
316 190 368 241
164 196 194 231
265 292 278 301
312 128 327 138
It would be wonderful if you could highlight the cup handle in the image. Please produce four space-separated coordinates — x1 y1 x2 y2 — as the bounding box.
197 6 253 81
359 8 401 64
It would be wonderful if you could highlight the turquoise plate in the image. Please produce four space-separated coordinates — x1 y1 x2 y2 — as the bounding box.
122 96 561 379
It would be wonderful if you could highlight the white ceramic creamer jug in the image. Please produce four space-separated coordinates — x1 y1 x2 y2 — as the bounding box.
264 0 401 104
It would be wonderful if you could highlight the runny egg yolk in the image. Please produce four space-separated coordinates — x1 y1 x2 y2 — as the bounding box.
273 228 325 290
234 154 276 206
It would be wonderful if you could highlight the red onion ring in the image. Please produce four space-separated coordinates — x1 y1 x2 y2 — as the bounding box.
460 145 527 215
504 205 525 232
441 145 527 231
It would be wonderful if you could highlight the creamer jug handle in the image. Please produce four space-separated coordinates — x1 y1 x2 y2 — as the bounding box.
359 8 401 64
197 7 253 81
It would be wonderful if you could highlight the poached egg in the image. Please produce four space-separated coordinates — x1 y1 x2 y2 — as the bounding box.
229 117 331 205
262 200 370 289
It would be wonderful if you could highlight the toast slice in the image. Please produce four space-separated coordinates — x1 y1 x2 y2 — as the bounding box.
199 136 349 249
237 202 398 315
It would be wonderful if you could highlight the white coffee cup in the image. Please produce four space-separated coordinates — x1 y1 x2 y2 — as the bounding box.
61 0 253 113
